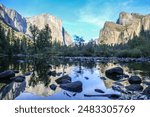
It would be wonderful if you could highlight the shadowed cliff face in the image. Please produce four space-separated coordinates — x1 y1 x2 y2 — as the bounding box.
99 12 150 45
0 4 27 33
0 3 72 45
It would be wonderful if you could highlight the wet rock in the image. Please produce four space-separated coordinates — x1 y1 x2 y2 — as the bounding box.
143 86 150 96
107 94 121 99
77 70 82 74
143 81 150 86
84 94 121 99
95 89 105 93
112 86 127 94
11 76 25 82
48 71 56 77
56 72 62 76
105 67 124 80
13 70 19 73
55 75 71 84
106 67 123 76
123 74 129 78
64 92 71 97
50 84 57 91
0 70 15 81
60 81 82 93
125 84 143 91
137 95 148 100
100 77 107 80
128 76 142 84
84 77 89 80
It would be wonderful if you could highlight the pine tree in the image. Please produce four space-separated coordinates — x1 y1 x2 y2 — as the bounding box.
0 23 9 54
7 29 12 55
30 25 39 53
20 35 28 54
37 24 52 52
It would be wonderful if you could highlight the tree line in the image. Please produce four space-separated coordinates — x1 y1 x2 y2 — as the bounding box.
0 23 54 56
0 22 150 58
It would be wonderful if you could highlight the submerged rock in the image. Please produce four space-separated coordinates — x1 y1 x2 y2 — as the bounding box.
123 74 129 78
13 70 19 74
84 77 89 80
143 86 150 96
112 85 127 94
107 94 121 99
128 76 142 84
143 81 150 86
10 76 25 82
48 71 56 77
0 70 15 81
50 84 57 91
60 81 83 93
84 94 121 99
95 89 105 93
100 77 107 80
55 75 71 84
125 84 143 91
56 72 62 76
105 67 124 80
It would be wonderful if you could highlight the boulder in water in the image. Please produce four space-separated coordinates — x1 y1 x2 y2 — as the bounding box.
60 81 82 93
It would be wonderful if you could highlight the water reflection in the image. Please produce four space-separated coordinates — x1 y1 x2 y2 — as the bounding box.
0 57 150 100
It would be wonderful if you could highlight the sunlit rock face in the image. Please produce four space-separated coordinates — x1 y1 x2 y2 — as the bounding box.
0 3 72 45
26 14 72 45
99 12 150 45
0 4 27 33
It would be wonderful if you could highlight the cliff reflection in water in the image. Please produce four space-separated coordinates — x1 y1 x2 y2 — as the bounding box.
0 57 150 100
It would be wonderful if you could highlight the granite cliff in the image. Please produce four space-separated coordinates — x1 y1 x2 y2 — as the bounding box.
0 3 72 45
99 12 150 45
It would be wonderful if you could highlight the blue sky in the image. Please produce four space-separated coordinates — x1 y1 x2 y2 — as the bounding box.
0 0 150 41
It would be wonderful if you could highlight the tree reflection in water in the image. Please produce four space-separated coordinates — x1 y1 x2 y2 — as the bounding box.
0 57 150 100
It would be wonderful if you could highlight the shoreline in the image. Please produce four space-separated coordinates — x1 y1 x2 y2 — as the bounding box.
1 54 150 62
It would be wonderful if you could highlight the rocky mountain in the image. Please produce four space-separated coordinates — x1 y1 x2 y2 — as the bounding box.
98 12 150 45
0 3 72 45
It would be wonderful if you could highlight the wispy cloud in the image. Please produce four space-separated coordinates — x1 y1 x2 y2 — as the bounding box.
77 0 119 28
77 0 150 28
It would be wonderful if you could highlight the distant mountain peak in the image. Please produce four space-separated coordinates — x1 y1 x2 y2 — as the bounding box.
0 3 72 45
99 12 150 45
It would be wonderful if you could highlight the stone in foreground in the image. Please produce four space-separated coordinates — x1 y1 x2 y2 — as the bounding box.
125 84 143 91
128 76 142 84
105 67 123 80
50 84 57 91
143 86 150 96
0 70 15 80
60 81 83 93
95 89 105 93
10 76 25 82
55 75 71 84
